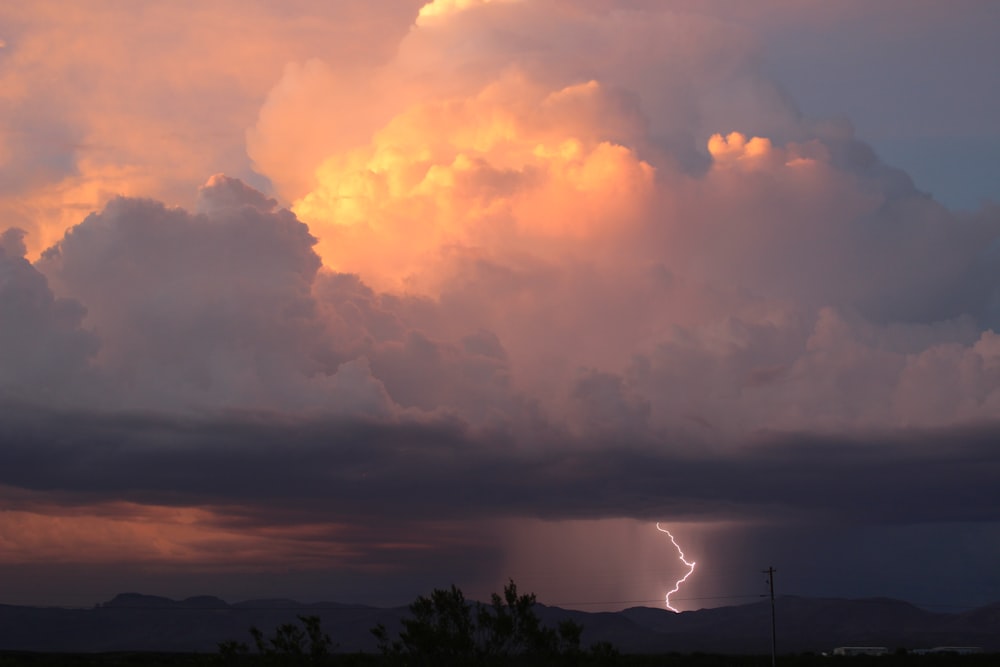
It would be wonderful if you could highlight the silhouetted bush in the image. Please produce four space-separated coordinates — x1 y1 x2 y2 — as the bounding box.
220 614 332 665
371 579 598 666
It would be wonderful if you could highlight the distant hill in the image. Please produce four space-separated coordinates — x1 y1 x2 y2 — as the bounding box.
0 593 997 654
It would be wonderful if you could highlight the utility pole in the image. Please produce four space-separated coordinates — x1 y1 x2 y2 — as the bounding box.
763 567 776 667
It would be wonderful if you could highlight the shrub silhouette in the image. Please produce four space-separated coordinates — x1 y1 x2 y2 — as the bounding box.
477 579 580 656
220 614 332 665
219 581 609 665
372 579 587 666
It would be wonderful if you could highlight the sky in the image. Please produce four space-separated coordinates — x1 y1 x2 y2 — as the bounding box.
1 0 999 614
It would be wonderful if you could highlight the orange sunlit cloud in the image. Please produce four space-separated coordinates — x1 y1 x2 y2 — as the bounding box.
293 75 655 291
0 493 481 576
0 0 417 259
0 501 357 569
417 0 522 26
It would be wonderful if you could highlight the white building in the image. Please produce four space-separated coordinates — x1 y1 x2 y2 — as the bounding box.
833 646 889 656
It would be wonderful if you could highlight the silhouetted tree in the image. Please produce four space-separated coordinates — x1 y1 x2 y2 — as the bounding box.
372 579 588 666
557 618 585 654
301 615 334 661
222 614 332 665
394 584 475 665
478 578 581 657
217 638 249 665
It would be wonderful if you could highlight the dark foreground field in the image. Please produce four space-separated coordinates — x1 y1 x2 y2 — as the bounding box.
2 652 1000 667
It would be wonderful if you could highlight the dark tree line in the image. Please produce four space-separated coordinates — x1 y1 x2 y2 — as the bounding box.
372 579 604 665
220 579 617 666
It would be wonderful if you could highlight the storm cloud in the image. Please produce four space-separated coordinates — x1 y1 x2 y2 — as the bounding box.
1 0 999 610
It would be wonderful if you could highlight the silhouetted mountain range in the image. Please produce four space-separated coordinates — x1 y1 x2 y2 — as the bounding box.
1 593 997 654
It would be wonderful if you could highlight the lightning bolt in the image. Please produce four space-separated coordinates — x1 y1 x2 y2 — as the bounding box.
656 522 696 613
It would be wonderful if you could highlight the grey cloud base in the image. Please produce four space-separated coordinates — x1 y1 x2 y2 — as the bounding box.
2 401 997 527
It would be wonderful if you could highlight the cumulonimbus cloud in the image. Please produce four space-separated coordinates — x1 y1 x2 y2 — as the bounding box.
3 0 999 479
1 0 999 605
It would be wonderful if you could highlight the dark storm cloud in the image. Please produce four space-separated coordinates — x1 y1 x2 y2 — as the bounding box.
2 401 997 527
